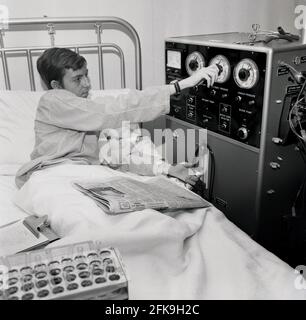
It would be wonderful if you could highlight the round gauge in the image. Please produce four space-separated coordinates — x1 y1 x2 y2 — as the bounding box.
234 58 259 89
209 55 231 84
185 51 206 76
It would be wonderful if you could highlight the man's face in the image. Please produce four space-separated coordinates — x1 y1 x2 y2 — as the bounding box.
61 64 91 98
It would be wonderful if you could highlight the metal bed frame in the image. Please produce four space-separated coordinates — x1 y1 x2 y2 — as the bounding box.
0 16 142 90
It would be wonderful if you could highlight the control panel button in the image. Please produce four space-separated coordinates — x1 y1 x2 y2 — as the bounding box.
210 89 217 96
219 103 231 116
219 117 231 133
187 97 195 104
270 162 281 169
237 127 248 140
235 96 242 102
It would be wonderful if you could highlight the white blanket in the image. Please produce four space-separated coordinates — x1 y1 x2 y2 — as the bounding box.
0 165 28 227
14 164 306 300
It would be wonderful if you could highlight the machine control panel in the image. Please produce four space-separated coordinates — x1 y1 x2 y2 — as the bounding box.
166 42 266 148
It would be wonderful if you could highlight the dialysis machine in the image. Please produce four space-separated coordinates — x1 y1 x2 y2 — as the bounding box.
164 32 306 258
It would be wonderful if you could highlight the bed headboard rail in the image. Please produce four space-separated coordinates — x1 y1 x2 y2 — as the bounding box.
0 16 142 90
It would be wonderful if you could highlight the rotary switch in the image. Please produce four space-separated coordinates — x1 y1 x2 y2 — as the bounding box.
185 51 206 76
238 68 250 81
234 58 259 89
237 127 249 140
189 60 198 72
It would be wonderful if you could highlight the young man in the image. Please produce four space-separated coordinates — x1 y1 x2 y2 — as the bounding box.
15 48 219 188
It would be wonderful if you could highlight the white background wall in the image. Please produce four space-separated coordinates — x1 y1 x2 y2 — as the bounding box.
0 0 300 89
152 0 299 84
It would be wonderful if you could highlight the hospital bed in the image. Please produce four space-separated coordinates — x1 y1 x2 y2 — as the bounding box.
0 16 305 300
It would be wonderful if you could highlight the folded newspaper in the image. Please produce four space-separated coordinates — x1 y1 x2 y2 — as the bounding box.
73 176 211 215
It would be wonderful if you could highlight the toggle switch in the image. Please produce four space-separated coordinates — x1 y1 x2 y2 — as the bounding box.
267 189 276 195
237 127 248 140
270 162 281 169
210 89 217 96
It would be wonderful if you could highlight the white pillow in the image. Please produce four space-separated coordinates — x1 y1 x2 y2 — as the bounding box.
0 90 44 164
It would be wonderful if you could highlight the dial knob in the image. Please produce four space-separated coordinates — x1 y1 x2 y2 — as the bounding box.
209 55 231 83
189 60 199 71
234 59 259 89
216 63 223 75
185 51 206 76
237 127 248 140
238 68 250 81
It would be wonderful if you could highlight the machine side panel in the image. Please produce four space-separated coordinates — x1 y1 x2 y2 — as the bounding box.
257 49 306 254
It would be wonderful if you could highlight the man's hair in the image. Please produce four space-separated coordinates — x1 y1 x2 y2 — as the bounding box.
37 48 87 89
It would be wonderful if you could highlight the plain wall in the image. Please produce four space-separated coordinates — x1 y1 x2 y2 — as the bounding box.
151 0 298 84
0 0 299 89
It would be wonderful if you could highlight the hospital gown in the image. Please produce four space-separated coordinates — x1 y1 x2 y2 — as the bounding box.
15 86 171 188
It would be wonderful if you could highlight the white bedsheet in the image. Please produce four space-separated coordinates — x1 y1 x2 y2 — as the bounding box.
10 164 306 300
0 165 28 227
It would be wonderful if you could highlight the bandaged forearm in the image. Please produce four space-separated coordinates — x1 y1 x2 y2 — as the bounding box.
127 158 171 176
99 130 171 176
